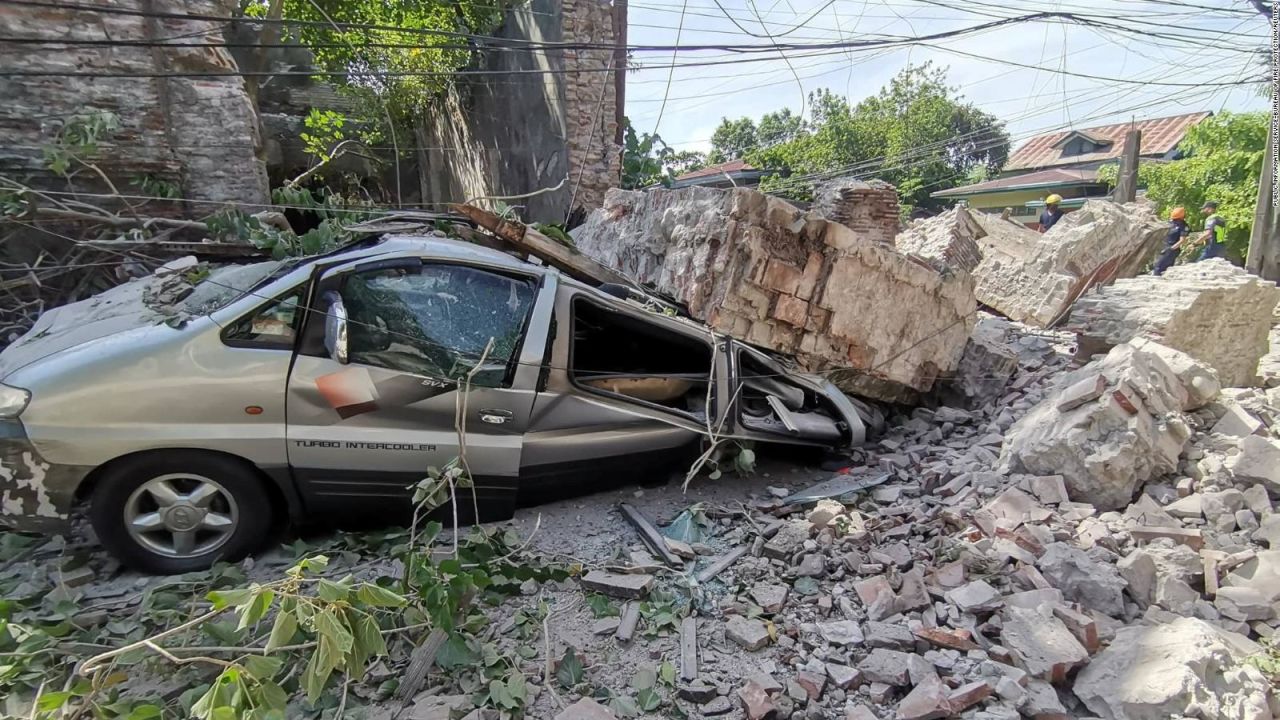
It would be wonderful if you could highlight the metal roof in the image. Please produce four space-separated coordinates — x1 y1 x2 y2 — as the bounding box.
1004 111 1211 171
932 168 1100 198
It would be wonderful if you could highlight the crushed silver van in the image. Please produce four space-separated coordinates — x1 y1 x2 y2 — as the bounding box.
0 235 866 573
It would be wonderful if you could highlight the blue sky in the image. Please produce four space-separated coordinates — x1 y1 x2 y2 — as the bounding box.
622 0 1270 155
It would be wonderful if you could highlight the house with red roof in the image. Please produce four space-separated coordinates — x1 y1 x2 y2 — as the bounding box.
671 159 777 189
932 111 1211 226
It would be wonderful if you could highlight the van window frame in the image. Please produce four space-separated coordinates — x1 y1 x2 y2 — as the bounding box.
220 283 308 350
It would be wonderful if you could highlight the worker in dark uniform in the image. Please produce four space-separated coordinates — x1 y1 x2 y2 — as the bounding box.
1153 206 1188 276
1038 194 1063 232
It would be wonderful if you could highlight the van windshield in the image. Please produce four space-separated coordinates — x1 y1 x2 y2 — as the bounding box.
181 260 293 314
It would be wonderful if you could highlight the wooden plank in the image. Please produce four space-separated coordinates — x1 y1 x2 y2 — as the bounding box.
695 544 750 584
679 616 698 681
619 503 682 567
394 590 474 706
452 203 635 287
615 601 641 643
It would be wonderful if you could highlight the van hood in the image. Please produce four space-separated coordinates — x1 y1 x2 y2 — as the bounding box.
0 260 282 380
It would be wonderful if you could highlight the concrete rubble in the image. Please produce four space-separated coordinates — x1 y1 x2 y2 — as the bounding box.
1068 258 1280 388
968 200 1167 327
572 186 977 403
530 312 1280 720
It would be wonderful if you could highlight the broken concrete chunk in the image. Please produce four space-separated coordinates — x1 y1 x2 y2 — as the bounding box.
974 199 1166 328
1213 404 1264 438
807 498 846 528
1229 435 1280 496
947 680 993 713
1164 493 1203 519
1050 604 1100 654
1001 341 1198 511
999 606 1089 683
1018 679 1068 719
553 698 617 720
573 186 976 402
863 621 916 651
1214 585 1276 622
1067 258 1280 388
1130 525 1204 551
580 570 654 599
1037 543 1127 617
895 673 952 720
1117 543 1201 609
859 648 913 686
1056 374 1106 412
817 620 864 646
725 616 771 651
1073 617 1272 720
945 580 1004 613
913 626 978 651
826 663 861 689
1029 475 1070 505
763 520 809 561
750 583 790 614
737 680 775 720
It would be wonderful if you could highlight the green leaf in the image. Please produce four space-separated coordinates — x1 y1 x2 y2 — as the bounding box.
302 645 333 703
555 647 584 689
609 695 641 718
238 589 274 630
488 679 514 709
356 583 407 607
585 593 619 618
436 633 476 669
637 686 662 711
317 579 350 603
126 704 163 720
265 610 297 652
659 661 677 686
354 613 387 659
207 588 252 610
36 691 72 711
633 667 657 690
210 708 238 720
313 608 354 654
242 654 283 680
257 679 289 711
507 672 527 703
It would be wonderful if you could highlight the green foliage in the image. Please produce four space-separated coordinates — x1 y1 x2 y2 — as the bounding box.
134 174 181 199
740 63 1007 211
555 647 585 689
1098 111 1265 259
300 109 348 163
708 117 760 163
274 0 507 119
585 593 619 618
43 111 120 176
622 118 706 189
1248 636 1280 684
534 222 575 247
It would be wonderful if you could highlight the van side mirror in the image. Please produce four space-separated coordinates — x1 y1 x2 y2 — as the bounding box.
322 291 348 364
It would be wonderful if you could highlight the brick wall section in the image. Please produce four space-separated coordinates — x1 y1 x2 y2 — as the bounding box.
812 179 901 245
0 0 270 207
574 186 977 403
561 0 622 215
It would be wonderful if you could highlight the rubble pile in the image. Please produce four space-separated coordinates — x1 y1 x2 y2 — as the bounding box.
574 314 1280 720
968 200 1167 328
572 186 977 403
1067 258 1280 387
895 206 985 274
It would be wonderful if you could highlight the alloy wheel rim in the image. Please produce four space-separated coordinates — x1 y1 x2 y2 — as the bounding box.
123 473 239 558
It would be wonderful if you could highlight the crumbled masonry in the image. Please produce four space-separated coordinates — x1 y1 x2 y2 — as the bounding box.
572 186 977 403
1068 258 1280 388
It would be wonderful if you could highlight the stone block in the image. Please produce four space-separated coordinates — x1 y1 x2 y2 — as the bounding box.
1000 606 1089 683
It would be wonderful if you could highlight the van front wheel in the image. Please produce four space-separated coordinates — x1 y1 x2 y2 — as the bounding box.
90 453 272 574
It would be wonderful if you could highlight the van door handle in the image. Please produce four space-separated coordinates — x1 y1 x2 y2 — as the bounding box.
479 409 513 425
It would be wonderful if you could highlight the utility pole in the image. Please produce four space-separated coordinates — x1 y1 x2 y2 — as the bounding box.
1113 127 1141 204
612 0 628 149
1247 122 1280 281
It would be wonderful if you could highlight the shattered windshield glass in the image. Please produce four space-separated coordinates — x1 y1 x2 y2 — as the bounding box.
180 260 294 314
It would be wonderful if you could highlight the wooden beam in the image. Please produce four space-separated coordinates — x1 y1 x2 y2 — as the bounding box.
451 203 635 287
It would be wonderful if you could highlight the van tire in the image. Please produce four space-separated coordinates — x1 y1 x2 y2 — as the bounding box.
89 452 273 574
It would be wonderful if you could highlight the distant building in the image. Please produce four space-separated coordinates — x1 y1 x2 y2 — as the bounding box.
671 159 777 189
932 111 1211 226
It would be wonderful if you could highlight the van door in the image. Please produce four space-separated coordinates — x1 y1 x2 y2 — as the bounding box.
285 256 554 523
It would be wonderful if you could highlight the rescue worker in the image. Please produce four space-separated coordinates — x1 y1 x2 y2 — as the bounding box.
1195 201 1227 260
1038 194 1063 232
1153 206 1188 276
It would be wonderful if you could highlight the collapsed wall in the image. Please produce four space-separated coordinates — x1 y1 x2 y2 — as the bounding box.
1066 258 1280 388
572 186 977 403
968 200 1167 327
895 206 985 273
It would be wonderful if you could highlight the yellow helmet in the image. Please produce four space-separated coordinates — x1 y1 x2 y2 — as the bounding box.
1045 194 1063 205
